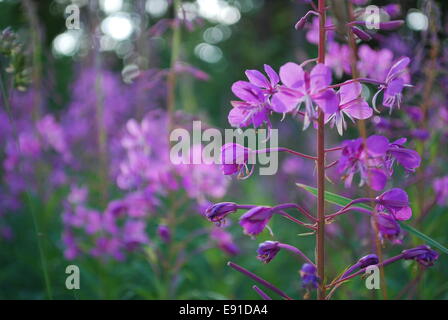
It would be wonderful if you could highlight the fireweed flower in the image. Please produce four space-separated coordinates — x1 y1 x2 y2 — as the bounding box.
300 263 319 289
257 241 280 263
402 245 439 267
375 188 412 221
221 143 254 178
239 206 274 236
338 135 420 191
157 225 171 243
358 254 380 268
228 81 271 129
375 212 402 244
340 254 379 280
433 176 448 206
373 56 412 112
245 64 280 95
204 202 239 224
326 81 373 135
210 227 240 256
272 63 338 129
338 135 390 191
386 138 421 173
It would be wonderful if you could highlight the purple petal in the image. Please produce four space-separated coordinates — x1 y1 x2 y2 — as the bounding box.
386 57 410 82
264 64 280 87
228 107 250 127
343 101 373 120
310 63 332 92
366 135 389 156
313 89 339 114
279 62 305 89
245 70 270 88
232 81 265 103
368 168 388 191
389 148 421 170
271 91 300 113
339 81 362 105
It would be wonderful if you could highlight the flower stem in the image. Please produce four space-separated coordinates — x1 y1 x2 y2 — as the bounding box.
316 0 326 300
256 147 317 161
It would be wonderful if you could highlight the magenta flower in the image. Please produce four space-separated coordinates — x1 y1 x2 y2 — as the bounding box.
358 254 380 268
257 241 280 263
245 64 280 95
375 188 412 221
239 206 273 236
204 202 238 223
211 227 240 256
221 143 254 178
326 81 373 135
272 63 338 129
228 81 271 129
433 176 448 206
338 135 390 191
373 56 411 111
386 138 421 172
300 263 319 289
375 213 402 244
338 135 420 191
157 225 171 243
402 245 439 267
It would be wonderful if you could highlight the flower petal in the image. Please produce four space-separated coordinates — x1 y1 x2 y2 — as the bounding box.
245 69 270 88
279 62 305 89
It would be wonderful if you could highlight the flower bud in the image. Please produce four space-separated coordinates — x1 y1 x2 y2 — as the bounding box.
205 202 238 223
402 245 439 267
257 241 280 263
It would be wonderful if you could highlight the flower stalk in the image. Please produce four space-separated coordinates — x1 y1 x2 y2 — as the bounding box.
316 0 327 300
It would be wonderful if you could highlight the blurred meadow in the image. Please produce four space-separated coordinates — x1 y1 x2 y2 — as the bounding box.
0 0 447 300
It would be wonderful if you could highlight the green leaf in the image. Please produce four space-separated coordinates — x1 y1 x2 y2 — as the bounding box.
296 183 372 210
296 183 448 255
399 222 448 255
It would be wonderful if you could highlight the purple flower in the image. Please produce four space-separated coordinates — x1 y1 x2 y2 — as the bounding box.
211 227 240 256
358 254 380 268
386 138 421 172
300 263 319 289
272 63 338 129
221 143 254 178
375 188 412 221
373 57 411 111
123 220 149 250
338 135 420 191
357 45 394 81
338 135 390 191
157 225 171 243
326 81 373 135
433 176 448 206
326 42 351 78
239 206 273 236
245 64 280 95
375 212 402 244
205 202 238 224
402 245 439 267
228 81 271 129
257 241 280 263
383 4 401 18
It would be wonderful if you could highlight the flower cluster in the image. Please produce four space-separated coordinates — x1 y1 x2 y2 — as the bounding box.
203 0 440 300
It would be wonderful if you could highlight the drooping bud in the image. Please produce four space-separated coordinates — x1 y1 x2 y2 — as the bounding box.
257 241 280 263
